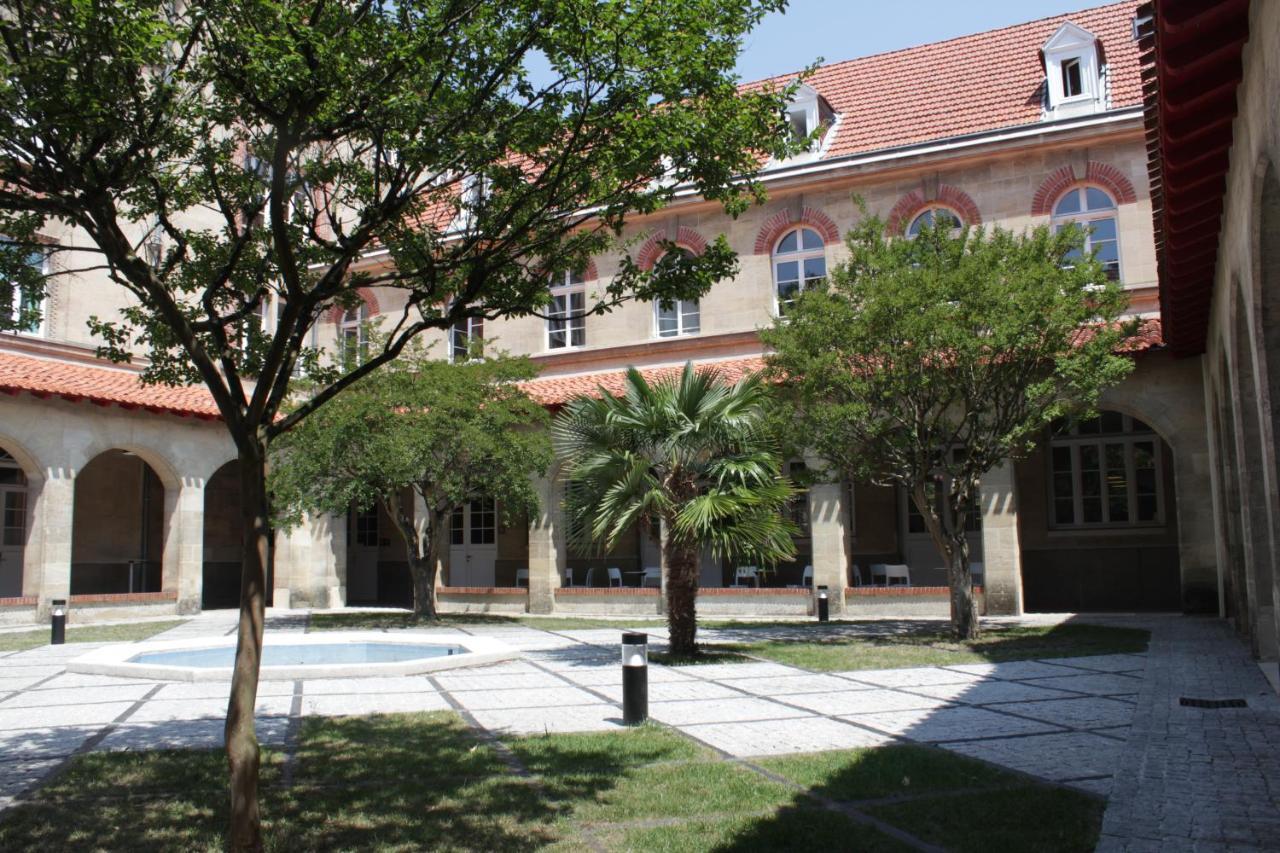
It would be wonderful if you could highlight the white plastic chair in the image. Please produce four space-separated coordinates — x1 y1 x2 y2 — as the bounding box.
606 567 623 588
801 565 814 587
515 568 529 587
869 563 888 585
562 568 576 588
884 564 911 587
733 566 759 587
642 567 662 588
969 561 984 587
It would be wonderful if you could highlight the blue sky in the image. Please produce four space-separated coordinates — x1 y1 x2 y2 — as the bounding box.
735 0 1111 81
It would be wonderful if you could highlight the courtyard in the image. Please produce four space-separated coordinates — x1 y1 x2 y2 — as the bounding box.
0 610 1276 850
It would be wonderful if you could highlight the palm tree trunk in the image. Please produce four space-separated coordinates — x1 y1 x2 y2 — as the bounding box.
227 441 268 851
664 538 700 656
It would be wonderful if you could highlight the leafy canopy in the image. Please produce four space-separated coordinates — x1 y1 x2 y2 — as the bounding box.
0 0 798 438
270 350 552 527
552 363 798 563
763 211 1138 518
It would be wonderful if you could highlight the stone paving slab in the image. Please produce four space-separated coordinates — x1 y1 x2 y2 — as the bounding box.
901 679 1084 705
153 681 295 701
1023 672 1144 696
431 671 568 692
682 716 891 756
0 683 156 709
301 676 439 695
841 667 985 688
0 675 51 691
592 680 742 703
785 688 953 716
941 660 1093 680
97 717 292 752
847 705 1063 742
450 685 602 711
1047 654 1147 673
716 673 861 696
34 672 155 689
648 697 811 726
302 691 450 717
468 703 622 735
944 730 1126 782
0 758 61 801
0 700 136 731
126 695 293 723
0 726 97 760
997 697 1137 729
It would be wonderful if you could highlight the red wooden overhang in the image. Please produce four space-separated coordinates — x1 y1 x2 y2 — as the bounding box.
1139 0 1251 356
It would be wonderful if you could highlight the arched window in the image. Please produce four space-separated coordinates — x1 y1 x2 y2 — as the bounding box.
772 227 826 314
1053 186 1120 280
449 315 484 362
1049 412 1162 527
547 269 585 350
339 303 369 365
905 207 962 238
654 249 700 338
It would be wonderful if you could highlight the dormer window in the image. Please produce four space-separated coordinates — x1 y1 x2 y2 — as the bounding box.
1042 22 1104 119
775 83 837 165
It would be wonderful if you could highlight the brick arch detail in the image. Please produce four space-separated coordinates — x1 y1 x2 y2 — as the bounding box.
327 288 381 325
752 207 840 255
885 185 983 235
1032 161 1138 216
635 226 710 271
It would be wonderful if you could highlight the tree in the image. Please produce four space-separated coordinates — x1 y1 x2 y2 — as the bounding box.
0 1 797 846
270 351 551 619
553 362 798 657
762 213 1138 640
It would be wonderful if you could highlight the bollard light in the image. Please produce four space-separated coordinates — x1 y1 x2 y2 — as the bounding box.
621 631 648 725
817 585 829 623
51 599 67 645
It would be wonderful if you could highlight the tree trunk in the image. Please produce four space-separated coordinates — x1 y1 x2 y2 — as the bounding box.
385 493 439 621
664 536 700 657
946 539 980 641
227 441 269 852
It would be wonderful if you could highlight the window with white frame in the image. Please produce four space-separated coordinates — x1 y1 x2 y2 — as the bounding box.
339 302 369 365
772 227 826 314
1041 22 1103 117
547 269 586 350
775 83 836 164
1049 412 1162 527
1 242 47 336
653 249 700 338
449 315 484 362
469 498 496 545
1053 186 1120 281
906 207 962 238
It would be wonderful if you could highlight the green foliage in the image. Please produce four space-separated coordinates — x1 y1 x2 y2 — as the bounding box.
763 208 1138 533
270 349 551 531
552 362 798 564
0 0 799 437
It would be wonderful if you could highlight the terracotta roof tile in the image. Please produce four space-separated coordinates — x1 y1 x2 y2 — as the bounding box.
755 0 1144 160
0 350 222 420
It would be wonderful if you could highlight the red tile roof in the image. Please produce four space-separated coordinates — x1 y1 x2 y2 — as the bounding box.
0 350 222 420
521 318 1163 406
757 0 1144 160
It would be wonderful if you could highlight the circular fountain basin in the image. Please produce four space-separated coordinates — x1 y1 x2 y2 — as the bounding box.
67 631 517 682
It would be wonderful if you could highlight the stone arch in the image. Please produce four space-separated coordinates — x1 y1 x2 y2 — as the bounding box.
326 287 382 325
886 185 982 235
1031 161 1137 216
635 226 710 271
753 206 840 255
71 449 169 595
0 435 41 599
0 433 42 479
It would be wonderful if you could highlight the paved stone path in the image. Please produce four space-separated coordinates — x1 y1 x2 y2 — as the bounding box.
1097 617 1280 852
0 610 1276 851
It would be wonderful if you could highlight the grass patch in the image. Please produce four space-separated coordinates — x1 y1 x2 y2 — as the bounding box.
308 611 666 632
0 713 1104 851
0 620 186 653
708 623 1149 671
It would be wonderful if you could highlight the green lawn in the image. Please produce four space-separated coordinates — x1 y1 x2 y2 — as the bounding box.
0 712 1103 851
0 619 186 653
699 623 1149 671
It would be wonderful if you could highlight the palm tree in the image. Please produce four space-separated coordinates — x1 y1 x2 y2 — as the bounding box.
552 362 798 656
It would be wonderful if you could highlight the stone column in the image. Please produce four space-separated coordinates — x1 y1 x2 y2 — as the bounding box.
162 476 205 614
527 474 565 614
980 461 1023 615
273 521 317 610
313 512 347 608
29 470 75 615
808 480 850 613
